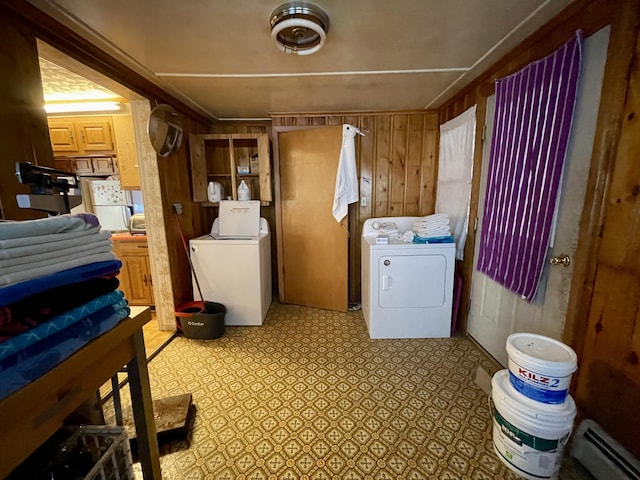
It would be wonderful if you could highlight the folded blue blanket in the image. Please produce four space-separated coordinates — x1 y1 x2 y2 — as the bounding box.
0 260 122 307
0 299 128 371
0 290 125 359
413 235 455 244
0 304 130 400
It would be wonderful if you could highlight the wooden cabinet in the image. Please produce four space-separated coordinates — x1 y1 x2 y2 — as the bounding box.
73 157 93 174
189 133 271 204
48 116 115 155
113 237 154 306
91 156 117 174
48 114 140 185
53 158 72 173
75 118 114 152
52 156 117 176
48 119 78 152
112 114 141 189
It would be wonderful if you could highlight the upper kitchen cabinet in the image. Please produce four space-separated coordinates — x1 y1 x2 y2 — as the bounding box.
48 116 115 155
48 118 78 152
189 133 271 204
75 117 114 151
48 113 141 188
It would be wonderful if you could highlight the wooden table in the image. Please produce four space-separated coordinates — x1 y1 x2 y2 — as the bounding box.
0 306 161 479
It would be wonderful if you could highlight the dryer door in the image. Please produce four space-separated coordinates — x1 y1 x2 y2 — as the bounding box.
378 254 447 308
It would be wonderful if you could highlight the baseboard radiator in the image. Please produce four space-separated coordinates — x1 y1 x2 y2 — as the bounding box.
570 419 640 480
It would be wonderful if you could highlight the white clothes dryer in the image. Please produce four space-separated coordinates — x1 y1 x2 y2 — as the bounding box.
361 217 455 339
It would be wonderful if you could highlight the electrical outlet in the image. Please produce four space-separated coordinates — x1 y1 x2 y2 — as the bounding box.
172 203 183 214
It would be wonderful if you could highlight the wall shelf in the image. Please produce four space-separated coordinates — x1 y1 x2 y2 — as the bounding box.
189 133 271 203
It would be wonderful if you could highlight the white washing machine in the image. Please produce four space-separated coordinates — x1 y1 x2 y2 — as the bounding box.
189 202 272 326
361 216 455 339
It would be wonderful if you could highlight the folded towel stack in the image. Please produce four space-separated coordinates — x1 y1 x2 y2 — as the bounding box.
0 213 127 400
412 213 451 238
379 221 399 236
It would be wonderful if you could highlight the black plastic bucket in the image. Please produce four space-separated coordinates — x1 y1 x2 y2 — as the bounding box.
175 301 226 339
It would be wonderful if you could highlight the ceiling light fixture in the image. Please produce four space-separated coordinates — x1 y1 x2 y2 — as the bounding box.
45 101 122 114
270 2 329 56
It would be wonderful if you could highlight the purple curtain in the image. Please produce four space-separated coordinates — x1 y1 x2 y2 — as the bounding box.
477 32 582 302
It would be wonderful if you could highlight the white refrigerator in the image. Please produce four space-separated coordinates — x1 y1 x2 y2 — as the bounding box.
89 180 132 231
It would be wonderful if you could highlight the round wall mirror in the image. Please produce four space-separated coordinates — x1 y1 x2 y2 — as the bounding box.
148 104 184 157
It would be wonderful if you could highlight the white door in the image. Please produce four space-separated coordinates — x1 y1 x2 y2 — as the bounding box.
467 27 610 365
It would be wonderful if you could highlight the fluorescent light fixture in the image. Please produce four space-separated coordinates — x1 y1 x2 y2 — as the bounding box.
44 91 120 102
45 101 122 113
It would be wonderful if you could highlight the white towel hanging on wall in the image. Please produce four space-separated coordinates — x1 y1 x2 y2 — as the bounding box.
332 124 361 223
436 105 476 260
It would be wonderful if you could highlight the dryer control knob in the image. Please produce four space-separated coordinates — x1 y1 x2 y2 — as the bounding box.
372 221 381 230
384 260 390 266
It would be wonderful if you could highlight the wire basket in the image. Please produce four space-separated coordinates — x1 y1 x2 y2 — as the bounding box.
62 425 134 480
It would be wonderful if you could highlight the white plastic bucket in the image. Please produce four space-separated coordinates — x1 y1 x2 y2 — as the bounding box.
506 333 577 404
491 370 576 480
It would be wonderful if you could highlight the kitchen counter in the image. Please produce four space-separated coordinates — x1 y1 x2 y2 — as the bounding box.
111 232 147 241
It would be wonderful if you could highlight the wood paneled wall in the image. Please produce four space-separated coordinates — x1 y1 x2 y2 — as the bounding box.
272 112 439 303
272 113 439 217
438 0 640 457
0 10 54 221
572 22 640 457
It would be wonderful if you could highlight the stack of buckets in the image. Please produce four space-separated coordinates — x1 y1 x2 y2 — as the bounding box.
491 333 578 480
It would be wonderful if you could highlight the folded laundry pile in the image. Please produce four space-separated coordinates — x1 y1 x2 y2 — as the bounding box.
378 221 399 236
412 214 454 243
0 213 128 400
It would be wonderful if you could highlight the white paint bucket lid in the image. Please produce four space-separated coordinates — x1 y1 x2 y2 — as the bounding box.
492 370 576 426
506 333 577 376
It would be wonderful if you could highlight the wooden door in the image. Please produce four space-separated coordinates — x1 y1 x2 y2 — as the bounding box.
279 126 348 311
467 29 609 365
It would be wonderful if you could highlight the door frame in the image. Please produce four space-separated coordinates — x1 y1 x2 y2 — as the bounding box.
130 99 176 329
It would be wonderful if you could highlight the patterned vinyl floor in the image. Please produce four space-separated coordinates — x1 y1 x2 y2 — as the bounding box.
106 302 592 480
